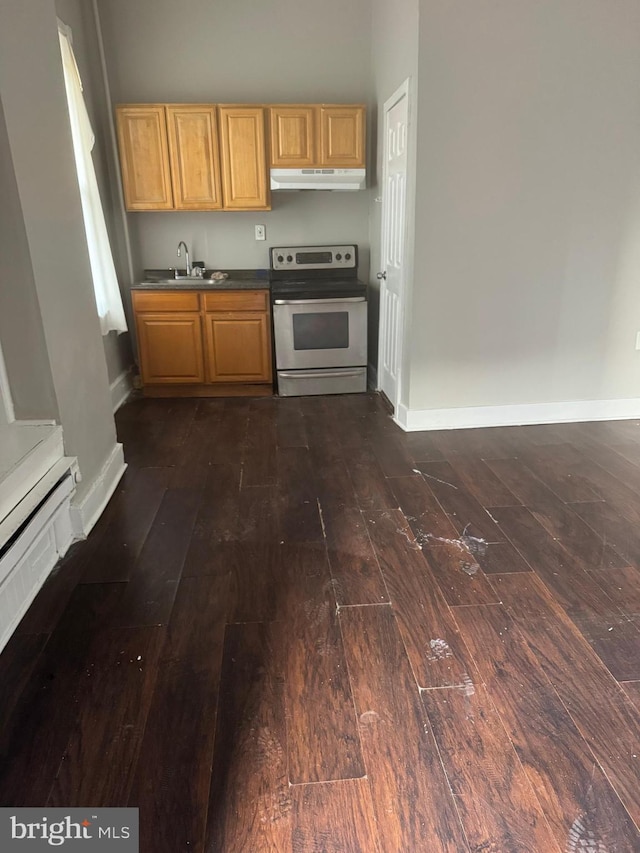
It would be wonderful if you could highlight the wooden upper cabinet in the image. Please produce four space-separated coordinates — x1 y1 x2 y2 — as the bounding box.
320 105 366 168
269 106 315 167
165 105 222 210
218 106 270 210
115 105 173 210
268 104 366 168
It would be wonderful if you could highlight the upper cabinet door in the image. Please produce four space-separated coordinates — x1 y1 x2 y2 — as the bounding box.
320 105 366 168
166 105 222 210
115 105 174 210
269 106 315 168
218 106 270 210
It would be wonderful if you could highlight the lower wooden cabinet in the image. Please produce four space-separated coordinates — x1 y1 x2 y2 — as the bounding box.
137 314 205 384
205 313 271 382
133 289 272 396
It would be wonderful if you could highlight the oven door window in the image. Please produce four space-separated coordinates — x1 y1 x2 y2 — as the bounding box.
292 311 349 350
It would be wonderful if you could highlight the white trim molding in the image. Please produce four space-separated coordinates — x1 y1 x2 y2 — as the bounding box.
395 398 640 432
110 366 134 412
0 467 75 654
69 443 126 537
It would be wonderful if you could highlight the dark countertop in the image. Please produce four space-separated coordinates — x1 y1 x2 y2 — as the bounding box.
133 268 270 291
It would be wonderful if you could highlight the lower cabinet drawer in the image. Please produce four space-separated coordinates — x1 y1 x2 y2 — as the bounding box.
203 290 268 312
133 291 200 312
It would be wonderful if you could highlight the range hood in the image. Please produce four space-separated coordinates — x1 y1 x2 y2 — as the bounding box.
270 168 366 191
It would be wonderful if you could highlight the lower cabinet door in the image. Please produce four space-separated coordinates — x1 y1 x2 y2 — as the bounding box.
136 313 205 384
205 312 272 382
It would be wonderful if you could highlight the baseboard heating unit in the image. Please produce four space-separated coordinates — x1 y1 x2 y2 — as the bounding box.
0 457 76 653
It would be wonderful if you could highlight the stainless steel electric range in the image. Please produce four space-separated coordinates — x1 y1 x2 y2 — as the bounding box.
269 244 368 397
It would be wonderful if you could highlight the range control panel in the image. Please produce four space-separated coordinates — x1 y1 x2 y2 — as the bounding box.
270 244 358 272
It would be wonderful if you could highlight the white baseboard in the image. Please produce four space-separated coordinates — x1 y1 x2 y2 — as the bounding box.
69 443 126 538
110 366 134 413
396 397 640 432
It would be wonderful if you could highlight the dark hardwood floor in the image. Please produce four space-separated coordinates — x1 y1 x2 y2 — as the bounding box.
2 393 640 851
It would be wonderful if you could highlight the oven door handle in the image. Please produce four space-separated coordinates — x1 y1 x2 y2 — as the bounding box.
278 369 365 379
273 297 366 305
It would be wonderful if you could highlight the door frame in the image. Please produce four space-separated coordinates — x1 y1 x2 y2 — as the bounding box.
377 77 412 416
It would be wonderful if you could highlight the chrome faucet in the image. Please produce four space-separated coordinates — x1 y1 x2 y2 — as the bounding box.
176 241 191 277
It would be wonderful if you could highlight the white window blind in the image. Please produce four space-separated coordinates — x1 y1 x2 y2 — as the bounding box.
58 24 127 335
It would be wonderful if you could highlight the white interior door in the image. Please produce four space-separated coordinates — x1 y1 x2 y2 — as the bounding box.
378 80 410 412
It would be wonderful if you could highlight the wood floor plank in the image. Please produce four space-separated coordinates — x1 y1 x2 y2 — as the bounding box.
0 584 159 806
322 505 389 606
576 442 640 497
488 572 640 830
203 399 250 464
364 509 474 688
344 444 399 511
237 484 281 543
415 461 505 542
487 458 622 568
340 605 469 853
453 603 640 849
82 467 171 583
110 487 203 627
388 473 460 542
205 622 292 853
169 418 219 489
279 543 365 784
423 683 561 853
181 538 236 579
292 778 381 853
569 500 640 568
275 398 308 448
227 543 286 624
422 536 501 606
128 576 229 853
48 625 164 807
0 632 48 737
488 505 629 624
518 444 603 502
446 454 522 507
552 449 640 529
621 681 640 714
403 430 447 463
0 649 84 804
369 429 416 477
242 400 277 487
475 541 533 574
277 447 324 543
575 567 640 681
315 457 359 513
192 463 242 543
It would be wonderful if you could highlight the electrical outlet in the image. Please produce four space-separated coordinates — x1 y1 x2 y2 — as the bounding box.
255 224 266 241
636 331 640 350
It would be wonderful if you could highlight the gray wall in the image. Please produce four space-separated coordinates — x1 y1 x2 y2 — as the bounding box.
410 0 640 412
0 0 118 500
97 0 373 287
56 0 133 385
0 97 58 421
